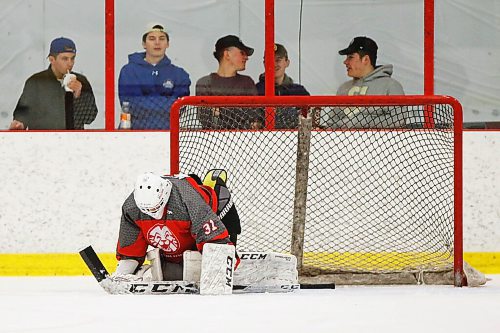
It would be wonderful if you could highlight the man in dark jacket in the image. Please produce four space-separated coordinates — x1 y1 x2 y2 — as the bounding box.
10 37 98 130
256 43 309 129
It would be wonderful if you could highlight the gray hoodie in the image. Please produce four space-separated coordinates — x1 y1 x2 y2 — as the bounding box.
321 64 406 129
336 64 404 96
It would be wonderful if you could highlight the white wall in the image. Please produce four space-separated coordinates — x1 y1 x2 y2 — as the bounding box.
1 0 499 129
0 132 169 253
0 131 498 254
463 132 500 251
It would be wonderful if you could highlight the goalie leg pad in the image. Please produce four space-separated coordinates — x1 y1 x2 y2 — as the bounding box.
146 248 184 280
234 252 299 287
183 250 202 282
200 243 235 295
146 248 163 281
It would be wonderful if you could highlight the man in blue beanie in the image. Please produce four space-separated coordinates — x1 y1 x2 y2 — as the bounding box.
10 37 98 130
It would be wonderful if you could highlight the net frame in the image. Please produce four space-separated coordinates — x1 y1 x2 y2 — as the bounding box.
170 95 466 287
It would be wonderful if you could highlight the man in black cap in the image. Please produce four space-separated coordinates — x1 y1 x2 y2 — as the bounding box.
337 36 403 96
317 36 406 129
195 35 260 129
10 37 98 130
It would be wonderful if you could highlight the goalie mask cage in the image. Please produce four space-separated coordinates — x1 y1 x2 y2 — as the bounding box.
170 95 466 287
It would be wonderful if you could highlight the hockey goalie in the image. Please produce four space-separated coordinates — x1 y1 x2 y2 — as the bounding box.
99 170 298 295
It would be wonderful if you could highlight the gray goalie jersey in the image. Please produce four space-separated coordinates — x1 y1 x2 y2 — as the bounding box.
116 175 231 264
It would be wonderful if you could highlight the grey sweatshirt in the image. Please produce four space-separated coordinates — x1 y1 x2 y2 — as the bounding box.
322 64 406 129
336 64 404 96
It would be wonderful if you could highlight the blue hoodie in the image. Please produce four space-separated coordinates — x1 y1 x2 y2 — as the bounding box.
118 52 191 129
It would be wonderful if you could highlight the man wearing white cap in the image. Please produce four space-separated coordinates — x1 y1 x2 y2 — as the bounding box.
118 24 191 129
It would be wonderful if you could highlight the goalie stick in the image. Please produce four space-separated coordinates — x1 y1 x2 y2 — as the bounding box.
233 284 300 293
79 246 198 294
100 279 199 295
79 245 108 282
79 246 331 294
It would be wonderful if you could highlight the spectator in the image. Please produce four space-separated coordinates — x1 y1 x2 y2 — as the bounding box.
256 43 310 129
10 37 98 130
196 35 260 129
319 36 406 129
118 24 190 129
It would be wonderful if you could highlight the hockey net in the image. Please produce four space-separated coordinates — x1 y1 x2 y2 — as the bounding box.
170 95 466 286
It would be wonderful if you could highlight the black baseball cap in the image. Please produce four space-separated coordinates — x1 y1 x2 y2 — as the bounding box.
274 43 288 58
338 36 378 56
214 35 254 56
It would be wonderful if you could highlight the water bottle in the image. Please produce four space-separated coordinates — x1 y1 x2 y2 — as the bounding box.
119 101 131 129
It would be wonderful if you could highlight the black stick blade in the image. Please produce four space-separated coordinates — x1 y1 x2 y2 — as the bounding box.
79 245 109 282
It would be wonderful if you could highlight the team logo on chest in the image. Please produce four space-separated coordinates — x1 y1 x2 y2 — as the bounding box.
163 79 174 89
147 224 179 252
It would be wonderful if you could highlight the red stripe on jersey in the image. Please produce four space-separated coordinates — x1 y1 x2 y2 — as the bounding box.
185 177 208 201
196 229 230 251
116 237 148 261
200 185 218 212
185 177 218 212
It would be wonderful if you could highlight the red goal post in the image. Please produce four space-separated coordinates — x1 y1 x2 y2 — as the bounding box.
170 95 466 286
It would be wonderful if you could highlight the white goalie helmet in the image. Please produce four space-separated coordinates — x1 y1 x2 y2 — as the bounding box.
133 172 172 220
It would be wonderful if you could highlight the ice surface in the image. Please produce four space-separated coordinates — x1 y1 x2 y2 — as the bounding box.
0 275 499 333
